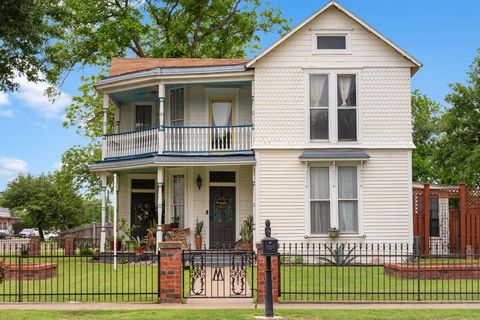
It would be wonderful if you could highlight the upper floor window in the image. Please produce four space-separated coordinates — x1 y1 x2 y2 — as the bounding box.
310 74 329 140
309 73 357 142
313 31 351 54
170 88 184 126
135 104 152 130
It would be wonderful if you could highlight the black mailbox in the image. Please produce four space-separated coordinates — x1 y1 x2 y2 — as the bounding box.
262 220 278 256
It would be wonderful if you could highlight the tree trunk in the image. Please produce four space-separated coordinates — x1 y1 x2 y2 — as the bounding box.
38 224 45 241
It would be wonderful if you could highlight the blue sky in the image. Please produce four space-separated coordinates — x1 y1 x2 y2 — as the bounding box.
0 0 479 190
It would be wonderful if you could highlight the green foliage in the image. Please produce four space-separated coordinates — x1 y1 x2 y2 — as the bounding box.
434 49 480 187
411 89 442 182
194 219 204 237
239 215 253 244
0 173 85 239
0 0 61 91
79 247 94 256
59 143 102 198
323 244 357 266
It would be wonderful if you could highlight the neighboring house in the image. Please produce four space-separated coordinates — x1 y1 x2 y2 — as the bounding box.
0 207 18 236
89 1 421 250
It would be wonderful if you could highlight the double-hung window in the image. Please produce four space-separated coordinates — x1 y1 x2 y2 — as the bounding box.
309 164 359 235
170 88 184 126
309 73 357 142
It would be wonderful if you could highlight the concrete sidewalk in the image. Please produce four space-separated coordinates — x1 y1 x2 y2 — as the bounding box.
2 300 480 310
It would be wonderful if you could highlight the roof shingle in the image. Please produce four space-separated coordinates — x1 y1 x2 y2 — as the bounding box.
109 57 250 76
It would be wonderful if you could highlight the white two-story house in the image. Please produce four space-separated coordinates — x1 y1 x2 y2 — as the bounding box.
89 1 421 250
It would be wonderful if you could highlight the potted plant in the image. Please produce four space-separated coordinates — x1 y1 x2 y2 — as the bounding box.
107 235 122 251
170 215 180 229
328 227 339 239
239 215 254 251
194 219 204 250
133 236 146 256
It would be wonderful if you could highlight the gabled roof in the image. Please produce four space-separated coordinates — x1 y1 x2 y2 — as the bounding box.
109 58 250 77
246 1 422 71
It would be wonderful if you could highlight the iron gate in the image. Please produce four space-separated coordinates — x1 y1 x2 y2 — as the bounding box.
182 247 255 299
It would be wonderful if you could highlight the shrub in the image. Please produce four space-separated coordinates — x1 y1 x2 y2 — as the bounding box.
79 248 94 256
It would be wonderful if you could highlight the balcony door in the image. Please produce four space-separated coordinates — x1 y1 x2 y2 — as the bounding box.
209 97 235 149
134 104 153 130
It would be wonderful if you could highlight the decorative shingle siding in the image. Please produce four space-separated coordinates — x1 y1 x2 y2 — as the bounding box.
254 67 306 146
253 67 412 147
361 68 412 145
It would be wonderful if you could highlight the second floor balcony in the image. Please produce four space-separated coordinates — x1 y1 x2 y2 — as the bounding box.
100 79 253 160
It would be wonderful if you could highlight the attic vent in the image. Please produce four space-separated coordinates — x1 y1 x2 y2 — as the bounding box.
313 30 351 54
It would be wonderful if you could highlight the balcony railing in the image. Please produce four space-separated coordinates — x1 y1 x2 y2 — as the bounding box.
104 127 159 159
103 125 253 159
164 125 252 153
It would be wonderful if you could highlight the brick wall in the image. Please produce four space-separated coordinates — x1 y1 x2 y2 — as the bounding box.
256 243 279 303
158 242 182 303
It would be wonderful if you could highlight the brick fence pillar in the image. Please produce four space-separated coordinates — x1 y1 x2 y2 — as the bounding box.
158 241 183 303
256 242 279 304
28 236 41 256
64 235 75 256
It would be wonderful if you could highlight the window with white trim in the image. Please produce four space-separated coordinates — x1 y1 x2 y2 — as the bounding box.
172 174 185 228
312 31 351 54
309 73 357 142
170 88 184 126
309 164 359 235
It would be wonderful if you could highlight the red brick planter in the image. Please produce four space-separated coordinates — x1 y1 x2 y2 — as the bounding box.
385 263 480 279
1 262 58 280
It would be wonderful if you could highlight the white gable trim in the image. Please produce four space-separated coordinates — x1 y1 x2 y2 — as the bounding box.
247 1 422 71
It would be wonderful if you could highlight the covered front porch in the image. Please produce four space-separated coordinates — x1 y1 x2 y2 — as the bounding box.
93 159 255 252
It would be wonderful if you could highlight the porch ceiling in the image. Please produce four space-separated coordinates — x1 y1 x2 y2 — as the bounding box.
110 81 251 103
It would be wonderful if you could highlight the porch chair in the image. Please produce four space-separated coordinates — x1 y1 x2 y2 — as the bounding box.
173 228 190 250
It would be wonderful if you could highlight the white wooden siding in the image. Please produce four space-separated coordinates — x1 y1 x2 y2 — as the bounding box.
256 149 411 243
253 7 415 69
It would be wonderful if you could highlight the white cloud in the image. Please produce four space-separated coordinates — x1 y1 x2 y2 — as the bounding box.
0 156 29 187
12 76 71 120
0 92 14 117
53 161 62 170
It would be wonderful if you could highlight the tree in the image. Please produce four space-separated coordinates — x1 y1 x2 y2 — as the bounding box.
0 0 61 91
0 173 85 239
411 89 442 182
56 0 290 195
434 50 480 187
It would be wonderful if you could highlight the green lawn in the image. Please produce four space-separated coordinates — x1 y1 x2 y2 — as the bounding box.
3 309 480 320
280 265 480 301
0 256 158 302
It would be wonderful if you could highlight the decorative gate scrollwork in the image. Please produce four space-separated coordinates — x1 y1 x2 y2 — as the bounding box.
183 249 253 299
190 253 205 296
230 253 247 296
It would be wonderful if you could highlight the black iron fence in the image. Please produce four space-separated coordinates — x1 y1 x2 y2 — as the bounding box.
182 246 255 299
0 241 158 302
279 242 480 302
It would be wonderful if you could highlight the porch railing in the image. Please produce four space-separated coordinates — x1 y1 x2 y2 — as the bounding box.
104 127 159 159
103 125 253 159
164 125 253 153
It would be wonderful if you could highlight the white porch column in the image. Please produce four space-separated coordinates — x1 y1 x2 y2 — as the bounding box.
100 174 108 253
113 173 118 270
156 167 164 253
158 83 165 154
102 93 109 160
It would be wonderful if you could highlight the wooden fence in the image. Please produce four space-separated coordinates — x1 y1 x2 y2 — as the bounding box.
59 223 113 248
413 183 480 255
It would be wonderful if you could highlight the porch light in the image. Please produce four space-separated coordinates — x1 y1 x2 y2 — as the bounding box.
196 175 203 190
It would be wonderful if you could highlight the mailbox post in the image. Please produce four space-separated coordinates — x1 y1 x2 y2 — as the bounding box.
261 220 278 318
